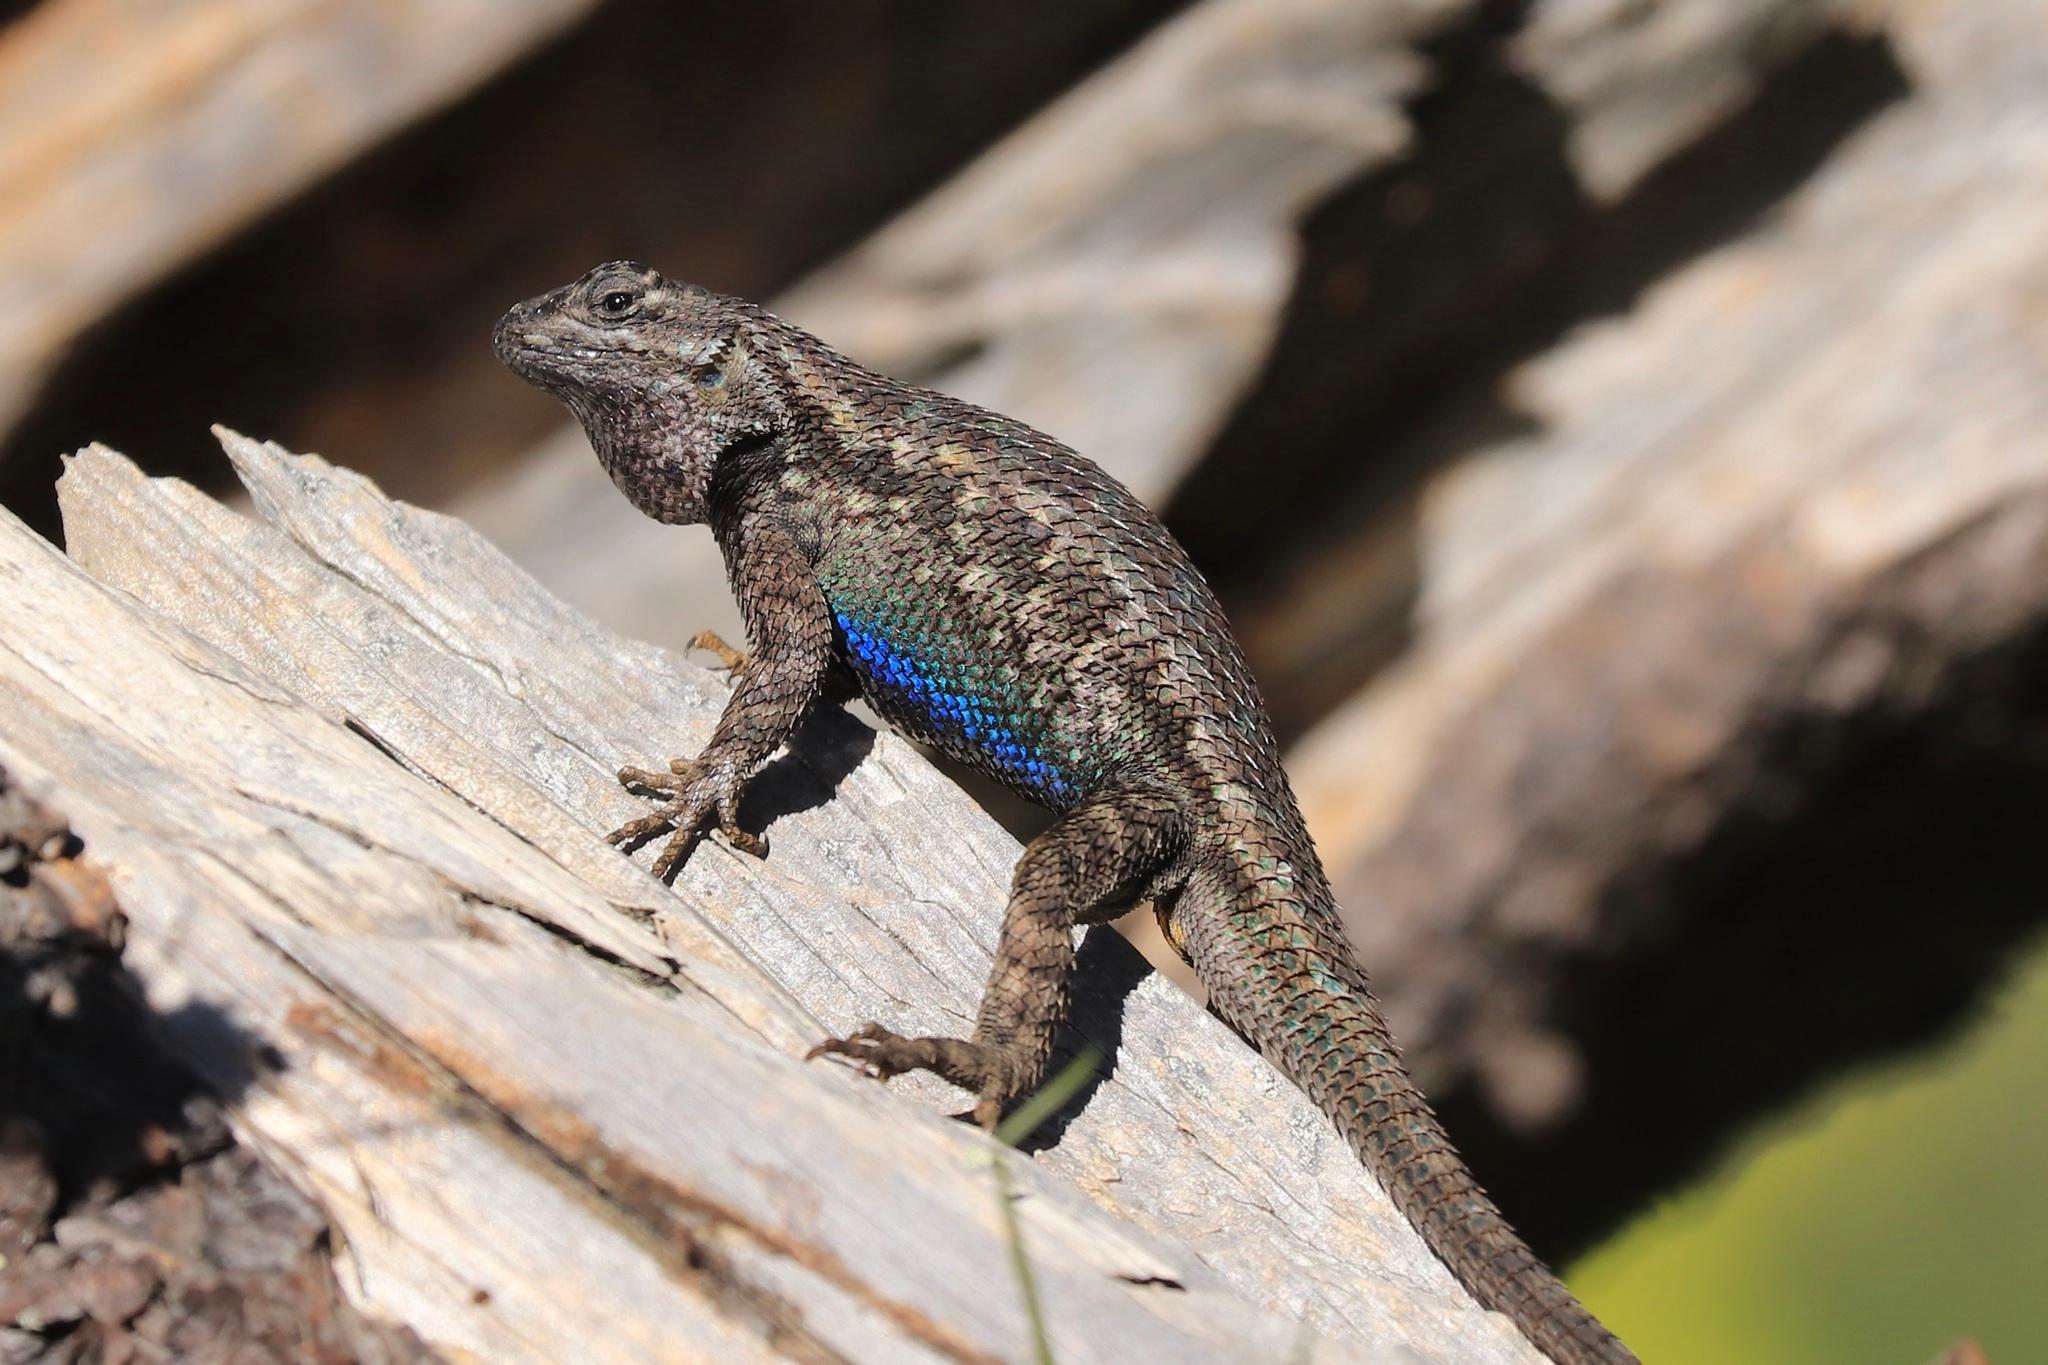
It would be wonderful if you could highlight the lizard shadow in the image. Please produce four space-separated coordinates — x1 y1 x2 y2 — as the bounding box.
732 699 1150 1154
1004 923 1152 1156
731 700 878 848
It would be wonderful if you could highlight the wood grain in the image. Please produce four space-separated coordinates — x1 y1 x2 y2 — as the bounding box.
0 430 1542 1362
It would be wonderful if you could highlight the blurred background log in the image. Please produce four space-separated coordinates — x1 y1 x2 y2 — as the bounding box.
1285 0 2048 1254
0 0 1192 534
0 0 600 446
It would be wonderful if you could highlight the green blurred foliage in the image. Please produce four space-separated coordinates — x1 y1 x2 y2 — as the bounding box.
1571 936 2048 1364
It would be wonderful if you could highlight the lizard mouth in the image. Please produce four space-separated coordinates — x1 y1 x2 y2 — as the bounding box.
496 338 635 400
505 343 573 373
491 307 606 386
496 331 578 374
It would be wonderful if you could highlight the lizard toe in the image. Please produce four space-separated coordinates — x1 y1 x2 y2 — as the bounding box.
618 760 695 797
803 1024 933 1082
606 806 685 846
650 825 707 880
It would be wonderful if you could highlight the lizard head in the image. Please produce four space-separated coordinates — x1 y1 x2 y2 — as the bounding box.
493 261 797 525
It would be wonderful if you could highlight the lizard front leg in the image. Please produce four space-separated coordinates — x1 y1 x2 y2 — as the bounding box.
610 522 831 878
808 786 1187 1128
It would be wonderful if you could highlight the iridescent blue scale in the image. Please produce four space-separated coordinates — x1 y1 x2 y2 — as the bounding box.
835 610 1071 800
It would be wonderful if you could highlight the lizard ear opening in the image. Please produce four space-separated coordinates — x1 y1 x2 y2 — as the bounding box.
691 325 749 395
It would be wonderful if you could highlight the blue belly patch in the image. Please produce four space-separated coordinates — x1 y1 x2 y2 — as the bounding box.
837 612 1071 798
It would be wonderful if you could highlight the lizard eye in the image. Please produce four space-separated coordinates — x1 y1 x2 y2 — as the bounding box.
592 285 643 320
695 364 726 389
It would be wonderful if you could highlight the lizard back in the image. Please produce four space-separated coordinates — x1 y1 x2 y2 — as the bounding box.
754 359 1635 1363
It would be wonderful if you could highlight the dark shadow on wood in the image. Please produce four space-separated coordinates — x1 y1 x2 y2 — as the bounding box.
1 766 267 1219
1168 11 1911 742
742 702 881 836
0 0 1193 540
1439 614 2048 1261
1011 923 1154 1154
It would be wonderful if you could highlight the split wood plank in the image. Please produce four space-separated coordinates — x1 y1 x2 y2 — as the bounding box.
0 431 1541 1362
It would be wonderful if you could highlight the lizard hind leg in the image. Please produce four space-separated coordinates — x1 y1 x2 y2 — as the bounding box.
806 786 1188 1130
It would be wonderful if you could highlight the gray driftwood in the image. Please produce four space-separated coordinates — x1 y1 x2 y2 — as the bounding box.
0 430 1537 1363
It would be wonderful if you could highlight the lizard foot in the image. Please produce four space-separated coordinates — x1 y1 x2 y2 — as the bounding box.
611 755 765 877
804 1023 1016 1130
688 629 749 675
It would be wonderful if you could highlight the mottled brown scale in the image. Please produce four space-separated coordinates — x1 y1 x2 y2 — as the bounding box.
495 262 1636 1365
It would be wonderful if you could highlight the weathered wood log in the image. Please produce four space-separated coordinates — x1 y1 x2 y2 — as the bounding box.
0 0 598 442
1179 9 1913 733
0 429 1541 1362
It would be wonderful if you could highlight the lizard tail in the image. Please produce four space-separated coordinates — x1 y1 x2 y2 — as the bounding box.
1184 880 1637 1364
1306 986 1636 1365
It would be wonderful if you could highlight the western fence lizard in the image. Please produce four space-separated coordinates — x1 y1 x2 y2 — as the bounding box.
494 262 1636 1365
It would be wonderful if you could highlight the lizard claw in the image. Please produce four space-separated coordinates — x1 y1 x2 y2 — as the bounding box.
607 754 762 876
606 807 686 847
804 1025 1012 1131
721 825 768 858
804 1022 926 1082
618 760 696 797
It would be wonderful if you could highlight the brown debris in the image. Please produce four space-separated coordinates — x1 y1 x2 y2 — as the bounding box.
0 764 437 1364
